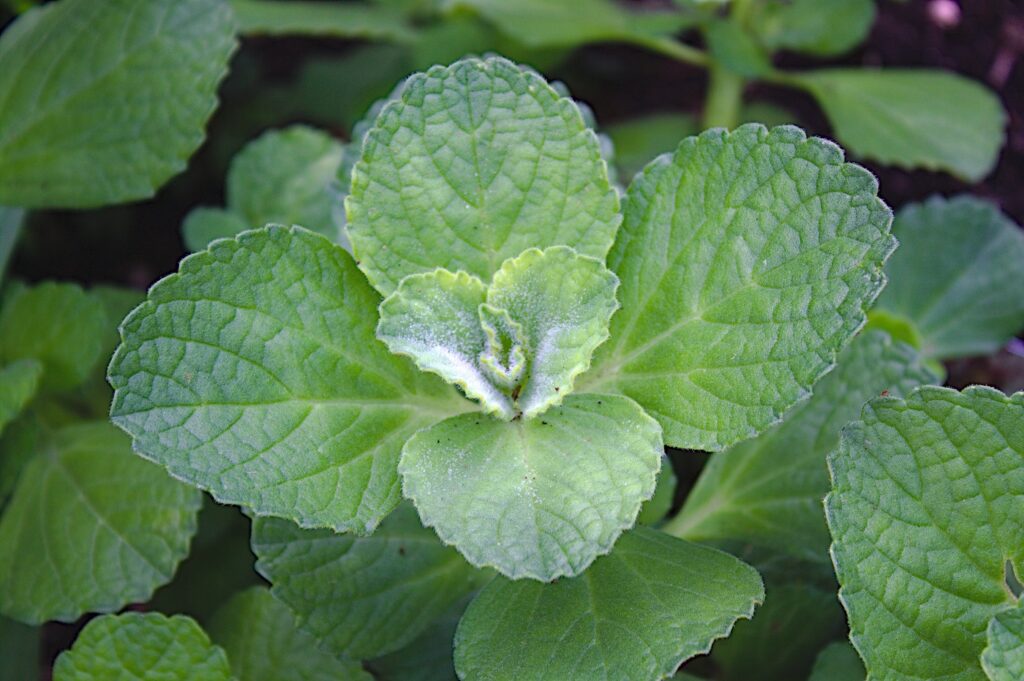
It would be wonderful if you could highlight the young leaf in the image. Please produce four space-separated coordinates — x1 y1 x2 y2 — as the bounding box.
827 386 1024 681
0 421 200 624
229 0 415 42
982 603 1024 681
794 69 1006 182
251 503 488 659
208 587 372 681
668 331 937 566
182 209 251 253
750 0 875 57
871 196 1024 360
400 393 662 580
347 56 620 295
583 124 894 451
809 642 866 681
0 0 237 208
0 360 41 436
0 283 107 391
52 613 231 681
109 226 466 533
454 527 764 680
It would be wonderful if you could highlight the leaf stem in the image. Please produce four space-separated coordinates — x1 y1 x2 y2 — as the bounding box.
629 35 711 68
703 63 745 129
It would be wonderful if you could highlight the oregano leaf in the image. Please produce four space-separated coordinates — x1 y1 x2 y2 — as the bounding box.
453 527 764 680
583 124 894 451
0 0 237 208
0 421 200 624
400 393 662 580
53 613 231 681
251 503 488 659
208 587 372 681
982 603 1024 681
109 226 466 534
827 386 1024 681
347 56 620 295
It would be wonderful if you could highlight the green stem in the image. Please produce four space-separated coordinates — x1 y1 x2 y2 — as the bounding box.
703 63 744 129
628 35 710 68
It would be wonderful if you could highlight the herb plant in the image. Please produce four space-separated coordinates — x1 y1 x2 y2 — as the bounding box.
0 2 1022 680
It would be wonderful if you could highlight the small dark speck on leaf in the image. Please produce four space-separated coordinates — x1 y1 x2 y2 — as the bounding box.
398 546 406 556
881 390 890 396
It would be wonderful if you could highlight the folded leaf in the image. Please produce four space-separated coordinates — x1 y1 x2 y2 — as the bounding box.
983 603 1024 681
347 56 620 295
583 124 894 451
252 503 488 659
871 196 1024 360
0 360 41 437
400 393 662 580
208 587 372 681
454 527 764 680
669 331 937 565
109 226 466 533
0 421 200 624
0 0 237 208
53 613 231 681
795 69 1006 182
827 386 1024 681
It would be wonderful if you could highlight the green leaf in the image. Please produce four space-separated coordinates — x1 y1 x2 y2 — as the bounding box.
454 527 764 680
208 586 372 681
53 612 231 681
827 386 1024 681
668 331 937 565
230 0 416 42
983 603 1024 681
182 209 251 253
750 0 875 57
400 393 662 580
0 360 40 436
0 615 38 681
583 124 894 451
0 0 237 208
637 454 677 526
368 597 469 681
0 282 107 391
705 19 771 78
251 502 488 659
109 226 465 533
447 0 693 49
870 196 1024 360
809 642 865 681
606 113 698 180
0 413 39 508
0 421 199 624
0 206 23 283
794 69 1006 182
347 56 620 295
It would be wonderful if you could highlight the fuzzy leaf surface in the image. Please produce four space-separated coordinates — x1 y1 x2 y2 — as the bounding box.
252 503 487 659
583 124 894 451
0 421 200 624
796 70 1005 182
0 0 236 208
872 196 1024 360
400 393 662 580
53 613 231 681
208 587 371 681
454 527 764 681
109 226 464 533
827 386 1024 681
347 56 620 295
983 603 1024 681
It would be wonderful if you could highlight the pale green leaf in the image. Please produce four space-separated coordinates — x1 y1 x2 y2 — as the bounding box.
871 196 1024 360
454 527 764 680
583 124 894 451
182 208 252 253
637 454 677 526
668 331 937 565
400 393 662 580
53 613 231 681
795 69 1006 182
346 56 620 295
0 282 107 391
230 0 416 41
705 19 771 78
983 603 1024 681
809 642 865 681
751 0 875 57
0 421 200 624
208 587 372 681
251 503 488 659
109 226 465 533
827 386 1024 681
0 615 38 681
0 0 237 208
0 360 40 436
